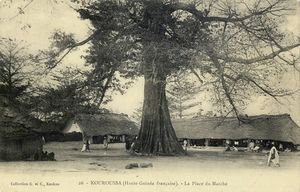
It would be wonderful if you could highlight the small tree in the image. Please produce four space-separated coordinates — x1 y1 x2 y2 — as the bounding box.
167 73 201 119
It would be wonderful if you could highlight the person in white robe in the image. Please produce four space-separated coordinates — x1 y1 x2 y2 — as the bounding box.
267 145 280 167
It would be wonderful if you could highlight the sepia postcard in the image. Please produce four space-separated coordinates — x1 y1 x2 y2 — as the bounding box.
0 0 300 191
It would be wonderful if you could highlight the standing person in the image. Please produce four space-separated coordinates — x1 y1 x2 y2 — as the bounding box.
125 136 131 152
267 145 280 167
81 134 89 152
103 137 108 150
279 143 283 151
81 139 90 152
85 139 90 152
81 143 87 152
183 139 188 151
129 136 139 154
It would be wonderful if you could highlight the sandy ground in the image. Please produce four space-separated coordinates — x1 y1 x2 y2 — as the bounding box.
0 141 300 192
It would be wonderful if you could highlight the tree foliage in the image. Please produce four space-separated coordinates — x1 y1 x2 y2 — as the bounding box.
167 72 201 119
0 38 40 102
3 0 299 154
71 0 300 154
30 67 112 122
64 0 300 118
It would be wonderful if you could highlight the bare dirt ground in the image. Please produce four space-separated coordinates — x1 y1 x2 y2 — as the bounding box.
1 141 300 192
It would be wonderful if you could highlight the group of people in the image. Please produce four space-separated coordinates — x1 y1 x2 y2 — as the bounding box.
80 136 281 167
125 136 139 153
248 141 262 152
33 151 55 161
182 139 281 167
81 136 109 152
81 136 137 153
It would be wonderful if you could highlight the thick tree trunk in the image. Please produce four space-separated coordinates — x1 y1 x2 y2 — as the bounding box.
133 62 185 155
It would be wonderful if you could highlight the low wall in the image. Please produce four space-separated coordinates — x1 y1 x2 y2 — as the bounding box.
0 136 42 161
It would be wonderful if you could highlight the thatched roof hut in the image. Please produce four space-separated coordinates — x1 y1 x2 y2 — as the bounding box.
0 98 40 139
172 114 300 145
0 97 43 160
64 113 139 136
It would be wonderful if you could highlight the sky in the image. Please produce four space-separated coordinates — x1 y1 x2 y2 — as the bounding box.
0 0 300 124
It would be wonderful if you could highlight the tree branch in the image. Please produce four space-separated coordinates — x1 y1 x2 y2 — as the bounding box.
171 0 286 23
189 67 204 83
47 30 100 70
216 42 300 64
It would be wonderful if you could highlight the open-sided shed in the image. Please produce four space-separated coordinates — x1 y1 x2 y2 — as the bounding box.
64 113 139 143
172 114 300 148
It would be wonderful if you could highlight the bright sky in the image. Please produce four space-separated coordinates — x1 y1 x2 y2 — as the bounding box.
0 0 299 124
0 0 145 115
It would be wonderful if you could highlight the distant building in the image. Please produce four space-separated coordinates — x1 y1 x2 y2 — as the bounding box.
172 114 300 150
64 113 139 144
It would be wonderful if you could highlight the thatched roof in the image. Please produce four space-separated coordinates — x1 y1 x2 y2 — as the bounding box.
0 97 40 139
68 113 139 136
172 114 300 144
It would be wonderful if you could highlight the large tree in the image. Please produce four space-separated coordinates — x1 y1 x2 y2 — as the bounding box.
30 0 300 155
0 38 40 102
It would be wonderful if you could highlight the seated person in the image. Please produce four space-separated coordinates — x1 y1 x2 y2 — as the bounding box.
253 145 260 152
231 146 238 151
